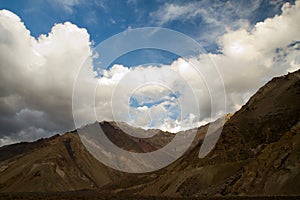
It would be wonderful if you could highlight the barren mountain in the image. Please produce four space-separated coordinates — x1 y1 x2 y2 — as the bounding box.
0 70 299 198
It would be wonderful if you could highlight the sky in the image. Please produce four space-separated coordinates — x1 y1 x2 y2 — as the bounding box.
0 0 299 146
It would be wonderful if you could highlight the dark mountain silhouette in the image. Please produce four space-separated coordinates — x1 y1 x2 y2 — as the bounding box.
0 69 299 198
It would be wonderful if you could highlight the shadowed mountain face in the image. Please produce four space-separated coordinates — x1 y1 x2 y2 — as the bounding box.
0 70 299 197
98 121 175 153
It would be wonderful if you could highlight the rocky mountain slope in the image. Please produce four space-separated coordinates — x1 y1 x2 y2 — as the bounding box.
135 70 300 197
0 69 299 197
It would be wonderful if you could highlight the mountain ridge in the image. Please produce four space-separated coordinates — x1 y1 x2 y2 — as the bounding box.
0 69 299 197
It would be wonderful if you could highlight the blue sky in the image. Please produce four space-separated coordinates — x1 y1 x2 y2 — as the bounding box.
0 0 299 145
0 0 294 67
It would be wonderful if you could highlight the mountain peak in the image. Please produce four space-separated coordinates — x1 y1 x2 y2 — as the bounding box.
0 70 299 197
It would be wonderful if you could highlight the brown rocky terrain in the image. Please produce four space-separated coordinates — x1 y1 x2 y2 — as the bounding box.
0 69 299 199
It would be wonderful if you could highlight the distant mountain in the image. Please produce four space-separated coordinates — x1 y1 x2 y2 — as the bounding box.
0 70 299 198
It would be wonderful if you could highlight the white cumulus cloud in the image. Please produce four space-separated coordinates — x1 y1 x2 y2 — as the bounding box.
0 0 299 145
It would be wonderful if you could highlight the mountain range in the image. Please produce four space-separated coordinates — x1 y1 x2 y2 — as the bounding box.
0 69 299 199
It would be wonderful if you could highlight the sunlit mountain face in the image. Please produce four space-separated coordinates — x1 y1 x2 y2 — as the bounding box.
0 0 299 147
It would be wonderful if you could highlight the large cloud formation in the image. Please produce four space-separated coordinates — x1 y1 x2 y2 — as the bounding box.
0 1 299 145
0 10 92 145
